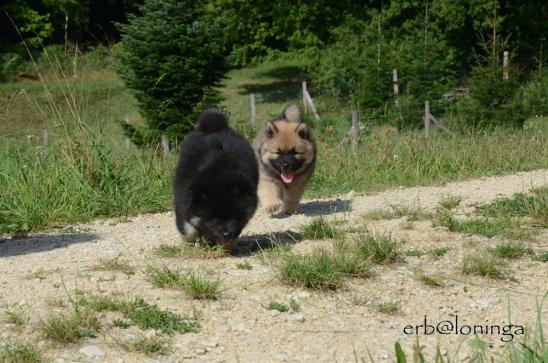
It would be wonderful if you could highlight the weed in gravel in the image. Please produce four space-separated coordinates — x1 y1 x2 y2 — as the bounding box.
399 221 415 230
536 251 548 262
268 301 289 312
179 243 227 259
77 294 199 334
278 249 372 290
438 194 462 210
94 257 135 275
118 335 170 355
429 247 450 257
236 261 252 270
145 265 184 288
0 341 43 363
289 298 301 312
352 233 404 264
45 298 66 308
419 274 444 287
405 249 424 257
124 304 199 334
300 216 342 240
364 203 431 221
489 242 533 259
3 304 27 327
153 243 184 258
39 307 100 343
182 271 221 300
462 253 507 279
113 319 131 329
375 301 400 315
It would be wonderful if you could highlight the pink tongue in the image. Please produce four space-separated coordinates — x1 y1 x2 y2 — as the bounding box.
281 170 295 184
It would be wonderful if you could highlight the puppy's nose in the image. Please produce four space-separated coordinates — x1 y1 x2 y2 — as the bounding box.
281 162 289 169
223 231 230 237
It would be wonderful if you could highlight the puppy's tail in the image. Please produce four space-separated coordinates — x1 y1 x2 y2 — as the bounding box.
283 104 303 123
196 109 229 133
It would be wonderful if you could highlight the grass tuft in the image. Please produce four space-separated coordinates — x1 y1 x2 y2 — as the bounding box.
145 265 184 288
419 274 444 287
462 253 507 279
405 249 424 257
182 271 221 300
119 336 170 355
236 261 253 270
353 233 404 264
277 249 372 290
438 194 462 210
364 204 431 221
268 301 289 313
94 257 135 275
300 216 342 240
39 307 100 343
3 304 27 327
0 342 43 363
489 242 533 259
429 246 450 257
153 244 184 258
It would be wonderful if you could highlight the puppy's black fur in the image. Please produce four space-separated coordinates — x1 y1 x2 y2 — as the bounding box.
173 109 258 245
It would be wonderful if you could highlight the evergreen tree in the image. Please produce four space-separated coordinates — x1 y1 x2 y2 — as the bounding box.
115 0 227 145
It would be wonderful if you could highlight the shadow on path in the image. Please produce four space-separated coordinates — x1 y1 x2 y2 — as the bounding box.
0 233 99 258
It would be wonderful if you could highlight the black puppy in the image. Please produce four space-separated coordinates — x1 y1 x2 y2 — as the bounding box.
173 109 258 247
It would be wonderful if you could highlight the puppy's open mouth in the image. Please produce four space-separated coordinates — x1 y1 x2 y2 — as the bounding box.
219 238 233 247
281 170 295 184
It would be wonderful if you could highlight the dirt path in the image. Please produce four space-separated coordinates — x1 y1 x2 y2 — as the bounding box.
1 169 547 362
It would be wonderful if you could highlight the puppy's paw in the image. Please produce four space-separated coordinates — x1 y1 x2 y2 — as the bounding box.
264 201 282 214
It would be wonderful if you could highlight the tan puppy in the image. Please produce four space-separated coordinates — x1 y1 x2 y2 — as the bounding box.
252 104 316 214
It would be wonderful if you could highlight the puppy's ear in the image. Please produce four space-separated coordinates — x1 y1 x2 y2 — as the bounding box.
296 122 311 140
265 122 278 139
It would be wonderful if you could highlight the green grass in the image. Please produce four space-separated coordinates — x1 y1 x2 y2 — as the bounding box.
182 271 221 300
300 216 342 240
277 249 372 290
536 251 548 262
3 304 27 327
123 336 170 355
433 209 533 239
94 257 135 275
429 246 450 257
289 298 301 312
77 294 200 334
268 301 289 312
462 253 507 279
405 249 424 257
364 204 431 221
236 261 253 270
438 194 462 210
39 307 100 343
352 233 404 264
477 187 548 228
489 242 533 259
0 342 43 363
374 301 400 315
419 274 444 287
153 244 184 258
146 265 185 288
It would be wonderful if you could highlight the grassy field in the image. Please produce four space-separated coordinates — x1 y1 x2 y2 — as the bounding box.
0 57 547 235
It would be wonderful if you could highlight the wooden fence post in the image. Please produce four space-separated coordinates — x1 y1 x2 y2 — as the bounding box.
250 93 256 128
392 68 399 107
161 133 169 157
304 90 320 121
42 128 48 147
302 81 308 115
503 51 509 80
351 109 360 154
124 117 130 150
424 101 430 138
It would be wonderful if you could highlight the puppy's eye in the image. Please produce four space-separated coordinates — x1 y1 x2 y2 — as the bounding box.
275 150 281 155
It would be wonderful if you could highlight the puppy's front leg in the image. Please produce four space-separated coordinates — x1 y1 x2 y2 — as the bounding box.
282 180 307 214
258 177 282 214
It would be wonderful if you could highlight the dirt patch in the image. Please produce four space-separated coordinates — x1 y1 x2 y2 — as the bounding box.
1 169 547 362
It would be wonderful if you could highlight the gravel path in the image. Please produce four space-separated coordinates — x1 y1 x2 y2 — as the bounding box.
1 169 547 362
